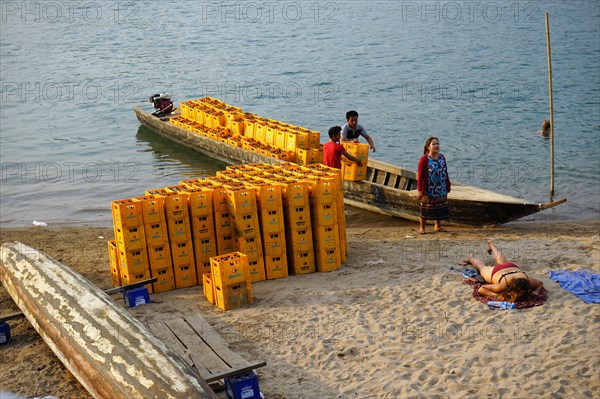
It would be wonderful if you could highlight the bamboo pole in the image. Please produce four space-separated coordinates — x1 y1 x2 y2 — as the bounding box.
545 12 555 198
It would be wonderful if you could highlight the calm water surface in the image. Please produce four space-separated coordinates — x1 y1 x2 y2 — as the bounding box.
1 1 598 226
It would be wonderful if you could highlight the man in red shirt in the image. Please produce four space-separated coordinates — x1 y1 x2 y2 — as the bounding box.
323 126 363 169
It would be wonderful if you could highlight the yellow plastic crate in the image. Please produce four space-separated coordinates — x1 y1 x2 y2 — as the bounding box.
147 244 172 271
210 251 250 287
264 253 288 280
174 263 198 288
288 250 316 275
214 281 253 311
315 246 341 273
150 266 175 293
114 224 146 251
144 222 169 247
112 198 143 228
203 273 215 304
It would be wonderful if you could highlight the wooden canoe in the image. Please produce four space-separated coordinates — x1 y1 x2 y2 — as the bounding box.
0 242 217 399
134 107 566 226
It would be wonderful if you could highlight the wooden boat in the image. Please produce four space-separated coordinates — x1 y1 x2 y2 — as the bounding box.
0 242 216 399
134 107 566 226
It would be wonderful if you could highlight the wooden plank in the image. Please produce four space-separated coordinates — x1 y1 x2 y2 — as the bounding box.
0 311 25 323
0 242 217 399
165 318 229 375
184 314 249 367
104 277 158 295
147 322 195 368
204 361 268 383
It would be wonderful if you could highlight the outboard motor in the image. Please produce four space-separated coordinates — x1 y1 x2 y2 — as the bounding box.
149 93 174 117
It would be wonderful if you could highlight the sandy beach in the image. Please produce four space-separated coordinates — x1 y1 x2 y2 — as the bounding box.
1 219 599 398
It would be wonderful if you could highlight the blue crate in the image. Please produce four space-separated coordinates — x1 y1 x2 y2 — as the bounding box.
123 286 150 308
0 322 11 345
225 371 261 399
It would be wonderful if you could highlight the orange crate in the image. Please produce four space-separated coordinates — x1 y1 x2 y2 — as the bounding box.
231 212 260 239
216 234 235 255
120 269 153 294
151 266 175 293
226 187 257 215
288 250 315 275
315 246 341 272
260 208 285 234
247 258 266 283
311 202 338 226
214 281 253 311
313 225 340 247
167 217 192 243
263 232 286 257
286 228 313 252
163 192 189 219
171 240 195 267
190 214 215 240
210 251 250 287
108 240 121 288
145 222 169 247
308 130 321 148
284 206 312 229
118 248 149 275
112 198 143 227
264 253 288 280
147 244 172 271
214 211 233 237
173 263 198 288
114 224 146 251
135 195 165 224
234 236 263 260
193 237 218 263
184 189 213 217
305 178 338 204
203 273 215 304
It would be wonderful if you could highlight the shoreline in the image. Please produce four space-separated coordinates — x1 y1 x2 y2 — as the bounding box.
1 220 599 398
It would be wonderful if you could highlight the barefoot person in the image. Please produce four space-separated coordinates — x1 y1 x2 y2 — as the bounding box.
417 137 451 234
460 241 545 302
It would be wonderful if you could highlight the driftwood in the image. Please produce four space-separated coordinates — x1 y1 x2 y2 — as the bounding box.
0 241 217 399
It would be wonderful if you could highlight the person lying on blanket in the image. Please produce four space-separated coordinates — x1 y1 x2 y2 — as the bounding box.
459 240 545 302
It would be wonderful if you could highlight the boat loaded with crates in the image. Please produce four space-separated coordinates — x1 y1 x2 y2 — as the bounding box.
134 94 566 227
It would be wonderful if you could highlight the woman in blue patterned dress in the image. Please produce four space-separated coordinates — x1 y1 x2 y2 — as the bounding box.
417 137 451 234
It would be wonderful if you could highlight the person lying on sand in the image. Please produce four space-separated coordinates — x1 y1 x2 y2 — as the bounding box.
459 241 544 302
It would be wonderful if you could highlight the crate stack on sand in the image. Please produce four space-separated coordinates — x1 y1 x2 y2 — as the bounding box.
203 252 253 311
107 162 349 308
146 188 197 288
110 199 152 292
137 195 175 293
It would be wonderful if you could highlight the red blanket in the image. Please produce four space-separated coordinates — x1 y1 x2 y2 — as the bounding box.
465 279 549 309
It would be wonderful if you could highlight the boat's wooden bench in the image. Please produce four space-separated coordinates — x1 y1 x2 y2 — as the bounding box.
146 313 266 387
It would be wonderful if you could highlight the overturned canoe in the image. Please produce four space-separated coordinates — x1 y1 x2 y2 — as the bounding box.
134 107 565 226
0 242 216 399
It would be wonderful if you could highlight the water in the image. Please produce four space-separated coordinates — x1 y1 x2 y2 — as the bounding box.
1 0 599 227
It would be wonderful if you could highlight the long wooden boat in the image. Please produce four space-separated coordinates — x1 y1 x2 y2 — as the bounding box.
0 242 216 399
134 107 566 226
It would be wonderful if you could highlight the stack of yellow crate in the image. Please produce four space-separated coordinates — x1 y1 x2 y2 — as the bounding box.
107 240 121 287
341 142 369 181
183 187 217 281
205 252 253 311
137 195 175 293
246 180 288 280
146 188 197 288
111 199 152 291
108 162 350 302
275 177 315 275
226 186 268 282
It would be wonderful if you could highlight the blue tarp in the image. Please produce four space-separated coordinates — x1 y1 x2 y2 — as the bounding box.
548 269 600 304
